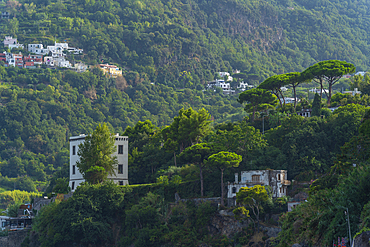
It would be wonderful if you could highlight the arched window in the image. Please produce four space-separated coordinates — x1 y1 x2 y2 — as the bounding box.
232 187 236 193
277 174 281 181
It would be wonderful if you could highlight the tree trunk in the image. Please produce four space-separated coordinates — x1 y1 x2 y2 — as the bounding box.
252 106 256 122
275 91 282 107
220 168 224 206
279 89 285 106
199 164 204 197
250 205 259 232
173 152 177 167
293 84 297 111
256 204 260 232
327 83 333 105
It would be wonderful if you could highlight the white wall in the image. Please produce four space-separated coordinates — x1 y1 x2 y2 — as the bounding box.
227 170 289 199
69 134 129 191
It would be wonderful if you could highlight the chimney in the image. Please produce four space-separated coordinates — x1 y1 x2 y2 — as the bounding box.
235 173 238 183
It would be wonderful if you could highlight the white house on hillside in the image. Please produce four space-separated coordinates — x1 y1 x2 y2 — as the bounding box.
47 43 64 57
28 42 83 57
310 88 329 94
3 36 24 50
217 72 233 81
284 97 299 104
207 79 234 94
355 71 366 76
69 134 129 191
28 44 49 55
3 36 17 47
227 170 291 206
237 82 253 91
54 57 72 68
343 88 361 96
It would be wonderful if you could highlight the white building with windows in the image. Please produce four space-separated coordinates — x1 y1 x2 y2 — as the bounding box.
237 82 254 91
309 88 329 94
46 44 64 57
207 79 234 94
284 97 299 104
3 36 17 47
28 44 49 55
217 72 233 81
69 134 129 191
4 36 24 50
54 57 72 68
227 170 290 205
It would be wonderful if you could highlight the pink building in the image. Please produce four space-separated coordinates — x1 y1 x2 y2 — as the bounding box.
23 55 43 64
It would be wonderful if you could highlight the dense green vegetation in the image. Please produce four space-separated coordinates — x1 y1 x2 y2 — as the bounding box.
0 63 366 194
1 0 370 85
277 114 370 246
3 69 367 246
31 182 224 247
1 0 370 244
0 66 244 197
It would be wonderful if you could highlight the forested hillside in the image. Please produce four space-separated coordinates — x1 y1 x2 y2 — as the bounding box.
0 0 369 199
0 66 244 193
0 0 370 245
0 0 369 85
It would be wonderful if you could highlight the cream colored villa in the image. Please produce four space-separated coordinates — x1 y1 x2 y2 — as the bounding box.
69 134 128 191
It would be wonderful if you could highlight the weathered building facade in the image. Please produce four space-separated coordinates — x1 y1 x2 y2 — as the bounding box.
227 170 291 205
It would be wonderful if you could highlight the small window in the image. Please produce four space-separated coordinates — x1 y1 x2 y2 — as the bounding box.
232 187 236 193
252 175 260 182
119 181 123 186
277 174 281 181
118 145 123 154
118 164 123 174
72 182 75 190
280 187 282 193
73 165 75 175
72 146 76 155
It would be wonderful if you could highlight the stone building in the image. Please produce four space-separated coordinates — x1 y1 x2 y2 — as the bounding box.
69 134 129 191
227 170 291 205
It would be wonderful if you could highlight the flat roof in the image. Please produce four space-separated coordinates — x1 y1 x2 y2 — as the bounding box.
69 134 128 141
69 134 87 141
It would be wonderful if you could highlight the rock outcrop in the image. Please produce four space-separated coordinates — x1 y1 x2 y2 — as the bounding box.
353 231 370 247
208 210 250 238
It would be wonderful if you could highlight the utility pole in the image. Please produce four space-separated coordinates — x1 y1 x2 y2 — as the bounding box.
345 208 352 247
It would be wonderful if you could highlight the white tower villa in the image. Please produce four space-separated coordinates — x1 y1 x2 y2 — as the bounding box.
69 134 129 191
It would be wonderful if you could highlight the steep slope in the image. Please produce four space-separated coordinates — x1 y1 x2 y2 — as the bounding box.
0 67 244 188
0 0 369 85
